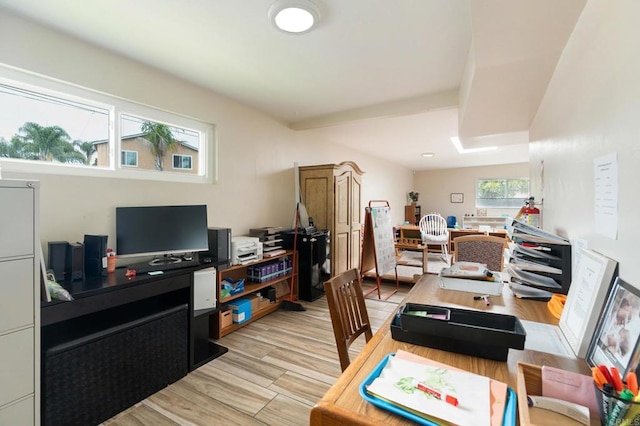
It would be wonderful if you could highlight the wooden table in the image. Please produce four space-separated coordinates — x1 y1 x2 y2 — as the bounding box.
310 274 591 425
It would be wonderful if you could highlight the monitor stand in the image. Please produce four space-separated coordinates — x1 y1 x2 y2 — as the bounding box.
149 254 182 266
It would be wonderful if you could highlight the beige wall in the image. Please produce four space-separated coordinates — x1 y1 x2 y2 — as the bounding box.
529 0 639 282
0 8 413 262
413 162 529 226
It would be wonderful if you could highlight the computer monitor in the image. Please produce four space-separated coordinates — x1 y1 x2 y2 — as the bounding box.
116 204 209 265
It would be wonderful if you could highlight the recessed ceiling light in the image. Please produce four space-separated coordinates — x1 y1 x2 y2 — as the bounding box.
450 137 497 154
268 0 321 34
421 152 435 158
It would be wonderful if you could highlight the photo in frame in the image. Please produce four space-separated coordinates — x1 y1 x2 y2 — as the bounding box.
450 193 463 203
586 277 640 376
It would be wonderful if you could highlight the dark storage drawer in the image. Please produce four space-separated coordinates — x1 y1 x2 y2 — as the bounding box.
391 303 526 361
43 304 188 426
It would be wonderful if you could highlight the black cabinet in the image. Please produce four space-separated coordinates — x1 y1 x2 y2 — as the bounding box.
282 230 329 301
40 266 227 425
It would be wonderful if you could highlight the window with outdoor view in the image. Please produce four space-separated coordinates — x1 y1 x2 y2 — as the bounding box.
0 68 215 183
0 83 110 166
121 150 138 167
172 154 193 170
476 178 530 208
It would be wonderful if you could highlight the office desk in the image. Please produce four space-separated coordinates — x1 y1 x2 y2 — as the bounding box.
310 274 590 425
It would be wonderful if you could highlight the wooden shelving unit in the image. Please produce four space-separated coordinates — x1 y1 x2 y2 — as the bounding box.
211 251 297 338
461 216 509 230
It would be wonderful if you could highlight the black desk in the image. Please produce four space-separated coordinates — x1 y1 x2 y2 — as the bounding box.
41 264 227 426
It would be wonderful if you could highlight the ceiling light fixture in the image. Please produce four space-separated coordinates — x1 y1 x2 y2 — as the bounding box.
450 137 498 154
268 0 321 34
421 152 435 158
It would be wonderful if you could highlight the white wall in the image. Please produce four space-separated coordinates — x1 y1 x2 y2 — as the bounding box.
413 162 529 226
529 0 640 282
0 9 413 261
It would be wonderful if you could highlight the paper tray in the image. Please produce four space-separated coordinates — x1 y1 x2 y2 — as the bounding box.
359 353 516 426
391 303 526 361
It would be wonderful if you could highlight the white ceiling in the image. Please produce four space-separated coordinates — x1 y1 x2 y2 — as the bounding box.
0 0 586 170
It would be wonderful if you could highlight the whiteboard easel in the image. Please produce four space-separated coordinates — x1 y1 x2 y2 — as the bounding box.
360 200 399 300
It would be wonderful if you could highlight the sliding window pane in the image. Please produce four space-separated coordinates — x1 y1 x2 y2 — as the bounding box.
0 83 110 167
120 114 200 174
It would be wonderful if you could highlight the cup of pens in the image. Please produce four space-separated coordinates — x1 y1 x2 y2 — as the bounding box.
592 365 640 426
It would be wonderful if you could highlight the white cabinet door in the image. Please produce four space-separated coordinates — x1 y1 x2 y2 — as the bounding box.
0 259 34 332
0 188 34 259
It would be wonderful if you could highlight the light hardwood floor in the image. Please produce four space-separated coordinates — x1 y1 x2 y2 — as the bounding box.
103 280 411 426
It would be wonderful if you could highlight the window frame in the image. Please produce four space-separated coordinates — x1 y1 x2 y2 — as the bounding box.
0 65 217 184
475 177 530 209
121 150 139 168
172 154 193 170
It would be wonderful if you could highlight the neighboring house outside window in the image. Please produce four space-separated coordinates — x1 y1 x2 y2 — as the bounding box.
95 134 199 174
172 154 192 170
0 67 215 183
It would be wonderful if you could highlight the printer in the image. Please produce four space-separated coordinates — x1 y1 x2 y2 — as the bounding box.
231 236 263 265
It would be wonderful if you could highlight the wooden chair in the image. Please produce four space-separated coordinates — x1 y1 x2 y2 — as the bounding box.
323 268 373 372
452 234 507 272
419 213 450 263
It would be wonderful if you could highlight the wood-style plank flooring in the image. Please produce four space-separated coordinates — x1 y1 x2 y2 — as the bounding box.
103 279 411 426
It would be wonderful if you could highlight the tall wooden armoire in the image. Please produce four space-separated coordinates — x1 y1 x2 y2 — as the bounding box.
299 161 364 277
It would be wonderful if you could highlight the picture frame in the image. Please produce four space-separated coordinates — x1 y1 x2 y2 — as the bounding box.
559 248 618 358
450 193 464 203
586 277 640 376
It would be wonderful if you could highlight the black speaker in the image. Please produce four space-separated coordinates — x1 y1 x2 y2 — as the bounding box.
84 234 108 277
48 241 68 282
66 242 84 281
206 227 231 262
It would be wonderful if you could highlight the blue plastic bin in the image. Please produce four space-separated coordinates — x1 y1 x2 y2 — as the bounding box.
446 216 456 228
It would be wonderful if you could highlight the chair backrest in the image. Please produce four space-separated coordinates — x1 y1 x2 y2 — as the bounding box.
323 268 373 372
453 234 506 271
419 213 448 237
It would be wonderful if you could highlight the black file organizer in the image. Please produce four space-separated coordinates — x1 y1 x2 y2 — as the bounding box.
510 235 572 294
391 303 526 361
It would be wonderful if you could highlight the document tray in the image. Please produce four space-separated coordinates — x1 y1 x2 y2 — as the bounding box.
391 303 526 361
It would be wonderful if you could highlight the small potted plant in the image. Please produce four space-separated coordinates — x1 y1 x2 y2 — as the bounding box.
409 191 419 204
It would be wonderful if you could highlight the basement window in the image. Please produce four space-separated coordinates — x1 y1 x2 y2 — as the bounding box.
0 66 215 183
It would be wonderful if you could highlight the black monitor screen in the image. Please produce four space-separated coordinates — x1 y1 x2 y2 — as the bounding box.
116 205 208 258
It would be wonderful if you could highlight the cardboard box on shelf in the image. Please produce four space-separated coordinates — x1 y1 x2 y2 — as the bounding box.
258 297 272 310
229 298 252 324
245 293 260 313
273 281 290 299
220 309 232 328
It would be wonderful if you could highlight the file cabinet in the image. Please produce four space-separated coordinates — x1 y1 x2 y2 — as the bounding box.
0 179 39 425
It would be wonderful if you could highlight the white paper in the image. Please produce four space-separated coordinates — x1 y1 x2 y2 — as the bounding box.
520 320 576 358
594 153 618 239
367 356 491 426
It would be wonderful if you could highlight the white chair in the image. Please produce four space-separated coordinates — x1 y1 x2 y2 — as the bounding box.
419 213 450 263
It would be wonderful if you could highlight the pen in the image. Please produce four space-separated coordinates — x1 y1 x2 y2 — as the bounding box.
599 365 614 385
627 372 639 396
415 381 459 406
593 366 608 389
611 367 624 393
473 295 491 306
483 295 490 306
